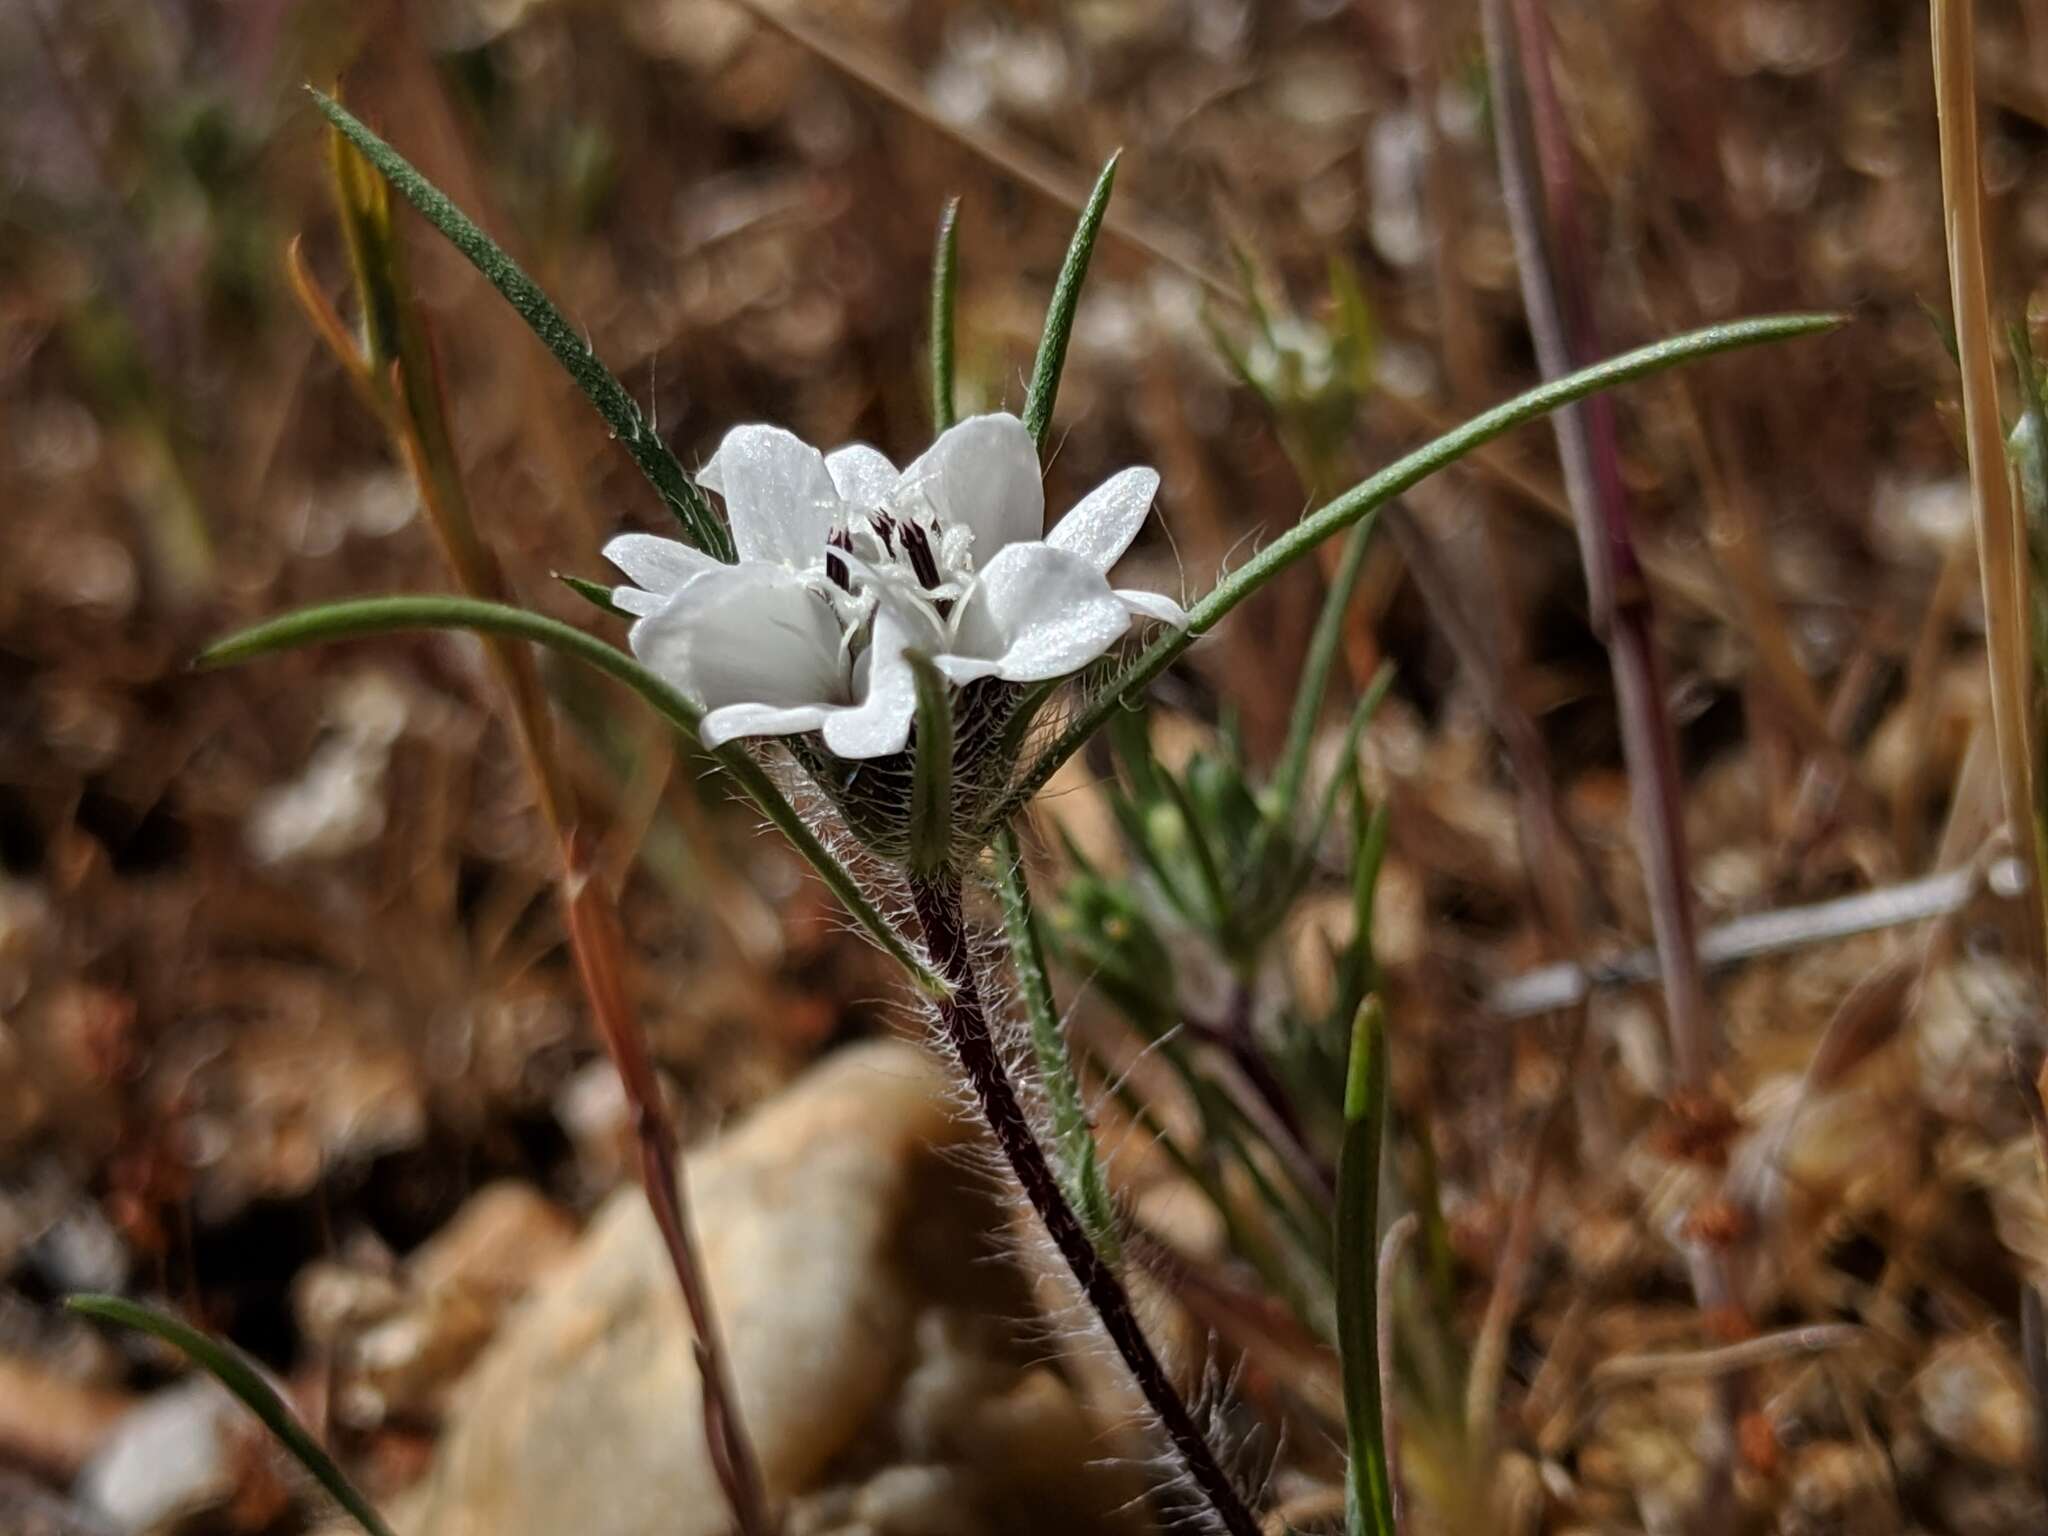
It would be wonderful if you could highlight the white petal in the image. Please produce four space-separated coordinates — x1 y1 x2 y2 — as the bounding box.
821 592 944 759
630 564 847 717
824 444 899 508
699 425 841 567
612 586 665 618
893 413 1043 558
944 541 1129 684
1045 467 1160 572
700 703 833 750
604 532 720 597
1114 587 1189 626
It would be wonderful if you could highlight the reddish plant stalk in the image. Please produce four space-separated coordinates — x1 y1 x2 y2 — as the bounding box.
563 833 772 1535
296 146 776 1536
1481 0 1715 1096
1478 1 1744 1520
907 873 1262 1536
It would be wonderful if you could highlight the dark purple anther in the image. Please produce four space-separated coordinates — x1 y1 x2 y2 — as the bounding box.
826 527 853 591
900 522 942 590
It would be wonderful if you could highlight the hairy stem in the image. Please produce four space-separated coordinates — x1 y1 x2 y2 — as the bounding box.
906 873 1261 1536
992 825 1119 1256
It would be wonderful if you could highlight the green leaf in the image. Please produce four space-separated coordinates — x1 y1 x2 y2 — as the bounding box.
1303 666 1394 863
907 651 954 876
1201 303 1272 411
308 91 732 562
199 595 946 997
992 824 1119 1259
327 119 405 376
1252 663 1394 933
1155 764 1229 929
1266 516 1376 835
1107 697 1167 806
981 310 1845 833
67 1295 397 1536
930 197 961 434
1329 254 1378 394
1022 152 1119 453
1335 998 1395 1536
1335 789 1393 1029
555 571 632 618
1105 783 1193 924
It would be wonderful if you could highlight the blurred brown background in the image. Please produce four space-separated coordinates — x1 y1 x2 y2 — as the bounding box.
7 1 2048 1532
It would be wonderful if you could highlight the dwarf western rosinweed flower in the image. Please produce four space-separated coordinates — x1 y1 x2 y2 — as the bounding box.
606 410 1184 858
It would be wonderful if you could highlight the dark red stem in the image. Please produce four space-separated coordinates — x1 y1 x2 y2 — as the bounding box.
908 873 1261 1536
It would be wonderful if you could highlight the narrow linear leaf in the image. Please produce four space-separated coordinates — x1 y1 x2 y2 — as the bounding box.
1330 254 1378 392
992 823 1119 1258
1202 303 1270 410
1155 765 1229 928
1105 780 1196 924
556 571 633 618
1091 1042 1314 1319
1261 664 1395 922
1311 667 1395 853
1107 696 1167 805
1338 790 1393 1025
199 596 946 996
284 235 384 417
1023 153 1119 452
907 651 954 876
327 124 403 374
1353 791 1393 942
982 311 1844 832
67 1295 397 1536
1336 999 1394 1536
1268 517 1377 832
308 91 732 562
930 197 961 434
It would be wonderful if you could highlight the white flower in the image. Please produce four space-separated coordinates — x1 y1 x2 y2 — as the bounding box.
607 412 1184 760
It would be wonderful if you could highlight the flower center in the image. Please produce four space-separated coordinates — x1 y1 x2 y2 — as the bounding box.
825 527 854 592
826 503 970 627
869 513 944 592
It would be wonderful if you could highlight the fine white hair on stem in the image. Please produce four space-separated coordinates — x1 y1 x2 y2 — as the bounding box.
722 682 1260 1534
1092 1021 1190 1115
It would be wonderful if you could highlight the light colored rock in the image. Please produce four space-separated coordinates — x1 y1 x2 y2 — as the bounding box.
312 1182 574 1426
853 1465 985 1536
0 1356 132 1482
408 1179 579 1300
407 1039 1106 1536
74 1378 239 1533
0 1474 119 1536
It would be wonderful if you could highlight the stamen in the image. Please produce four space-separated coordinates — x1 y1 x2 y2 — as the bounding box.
870 514 898 555
900 521 943 590
825 527 853 591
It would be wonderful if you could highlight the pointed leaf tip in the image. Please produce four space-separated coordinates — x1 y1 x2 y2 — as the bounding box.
67 1294 399 1536
1022 152 1121 454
